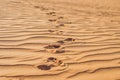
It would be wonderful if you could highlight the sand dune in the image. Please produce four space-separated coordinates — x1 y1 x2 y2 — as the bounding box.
0 0 120 80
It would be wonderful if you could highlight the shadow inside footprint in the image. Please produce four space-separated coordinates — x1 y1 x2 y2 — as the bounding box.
37 65 51 70
58 60 63 65
59 23 65 26
47 57 57 62
48 19 57 22
64 38 75 41
47 57 63 66
58 17 64 19
34 6 40 8
46 12 56 16
57 40 64 44
56 49 65 53
48 30 55 32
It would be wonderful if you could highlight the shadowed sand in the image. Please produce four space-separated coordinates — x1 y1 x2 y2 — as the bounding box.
0 0 120 80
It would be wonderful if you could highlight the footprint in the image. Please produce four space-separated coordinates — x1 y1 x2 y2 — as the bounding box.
56 31 64 35
59 23 65 26
47 57 64 66
46 12 56 16
47 57 57 62
56 38 75 45
34 6 40 8
48 19 57 22
37 65 51 70
48 30 64 35
44 44 64 53
44 44 61 49
34 6 48 10
36 57 64 70
58 16 64 19
56 40 64 44
44 43 65 54
48 17 64 22
48 30 55 32
56 23 65 27
64 38 75 42
56 49 65 53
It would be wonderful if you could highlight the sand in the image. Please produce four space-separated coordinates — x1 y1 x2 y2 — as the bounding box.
0 0 120 80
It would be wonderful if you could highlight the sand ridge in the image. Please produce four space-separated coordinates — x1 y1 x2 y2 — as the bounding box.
0 0 120 80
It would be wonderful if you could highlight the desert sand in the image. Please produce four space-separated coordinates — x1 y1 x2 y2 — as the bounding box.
0 0 120 80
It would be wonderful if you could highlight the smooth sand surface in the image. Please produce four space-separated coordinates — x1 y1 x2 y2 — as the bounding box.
0 0 120 80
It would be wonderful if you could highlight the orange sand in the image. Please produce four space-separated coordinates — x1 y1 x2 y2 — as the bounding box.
0 0 120 80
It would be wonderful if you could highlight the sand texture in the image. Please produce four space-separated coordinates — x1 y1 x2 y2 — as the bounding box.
0 0 120 80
